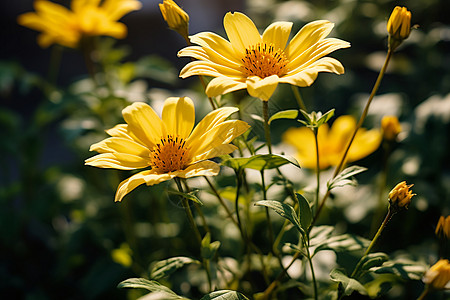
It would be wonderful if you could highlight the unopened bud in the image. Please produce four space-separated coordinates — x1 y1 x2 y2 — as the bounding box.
381 116 401 141
159 0 190 42
435 215 450 240
388 181 415 210
422 259 450 290
387 6 412 51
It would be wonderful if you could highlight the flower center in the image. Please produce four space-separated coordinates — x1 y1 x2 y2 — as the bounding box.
150 135 190 173
241 43 288 78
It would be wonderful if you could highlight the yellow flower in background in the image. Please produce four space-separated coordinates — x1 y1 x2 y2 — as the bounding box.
86 97 250 202
283 115 382 169
381 115 401 141
111 243 133 267
159 0 189 41
17 0 142 48
388 181 415 209
178 12 350 101
422 259 450 290
387 6 412 50
435 215 450 240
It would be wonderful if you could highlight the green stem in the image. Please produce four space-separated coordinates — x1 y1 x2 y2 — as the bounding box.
313 128 321 215
262 100 273 154
305 239 318 300
312 48 394 225
291 85 307 111
204 176 238 226
174 178 202 244
234 171 246 243
416 285 430 300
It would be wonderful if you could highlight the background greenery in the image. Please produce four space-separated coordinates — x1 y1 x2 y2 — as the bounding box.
0 0 449 299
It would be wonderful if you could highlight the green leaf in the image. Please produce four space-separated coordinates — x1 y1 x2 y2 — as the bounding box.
118 278 187 299
330 269 367 296
313 234 370 256
168 189 203 205
221 154 300 171
298 109 335 128
296 193 312 231
150 257 200 280
327 166 367 190
268 109 298 125
372 259 428 281
358 253 390 276
249 114 264 123
309 226 334 247
201 233 221 260
364 274 396 298
200 290 249 300
255 200 304 235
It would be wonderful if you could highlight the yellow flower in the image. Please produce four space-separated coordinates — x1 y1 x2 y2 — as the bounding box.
111 243 133 267
381 115 401 141
388 181 415 209
86 97 250 202
17 0 142 48
387 6 412 50
178 12 350 101
436 215 450 240
282 115 381 169
423 259 450 290
159 0 189 41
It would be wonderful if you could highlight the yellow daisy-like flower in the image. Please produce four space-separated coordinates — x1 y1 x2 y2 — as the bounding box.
17 0 142 48
283 115 382 169
85 97 250 202
178 12 350 101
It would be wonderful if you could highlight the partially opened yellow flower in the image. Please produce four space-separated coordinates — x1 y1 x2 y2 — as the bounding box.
86 97 250 202
178 12 350 101
283 115 382 169
18 0 142 48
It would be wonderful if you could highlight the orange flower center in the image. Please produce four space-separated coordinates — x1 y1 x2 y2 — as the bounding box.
150 135 190 173
241 43 288 78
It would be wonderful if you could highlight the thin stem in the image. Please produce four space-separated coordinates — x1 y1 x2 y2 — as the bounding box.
174 178 202 244
416 285 430 300
312 49 394 225
313 128 321 215
183 179 211 235
204 176 238 226
305 240 318 300
291 85 307 111
262 100 273 154
234 171 246 242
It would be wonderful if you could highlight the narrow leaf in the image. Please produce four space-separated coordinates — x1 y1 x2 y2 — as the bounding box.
255 200 304 234
168 190 203 205
296 193 312 231
268 109 298 125
327 166 367 190
330 269 367 296
118 278 179 296
200 290 249 300
313 234 370 256
150 257 200 280
221 154 300 171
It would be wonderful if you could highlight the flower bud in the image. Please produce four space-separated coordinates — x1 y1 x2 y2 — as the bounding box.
388 181 415 210
381 116 401 141
159 0 190 42
387 6 412 51
422 259 450 290
435 215 450 240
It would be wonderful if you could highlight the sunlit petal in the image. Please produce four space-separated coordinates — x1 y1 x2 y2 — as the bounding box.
205 77 247 98
162 97 195 139
224 12 261 55
262 21 292 50
85 153 150 170
176 161 221 178
246 75 279 101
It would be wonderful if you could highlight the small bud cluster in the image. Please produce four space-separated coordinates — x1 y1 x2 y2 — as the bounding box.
388 181 415 211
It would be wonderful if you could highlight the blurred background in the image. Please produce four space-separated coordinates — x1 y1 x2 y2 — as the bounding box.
0 0 449 299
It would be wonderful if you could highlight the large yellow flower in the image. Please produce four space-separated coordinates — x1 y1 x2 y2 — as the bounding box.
86 97 250 202
178 12 350 101
283 115 382 169
17 0 142 48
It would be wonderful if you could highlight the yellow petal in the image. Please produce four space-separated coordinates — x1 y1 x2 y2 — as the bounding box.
89 137 150 157
223 12 261 55
189 120 250 157
162 97 195 139
348 129 382 162
191 144 238 162
176 160 221 178
285 20 334 59
205 77 247 98
122 102 166 148
102 0 142 21
188 106 239 144
115 170 174 202
179 59 242 79
262 21 293 50
246 75 279 101
189 31 242 65
85 153 150 170
71 0 102 12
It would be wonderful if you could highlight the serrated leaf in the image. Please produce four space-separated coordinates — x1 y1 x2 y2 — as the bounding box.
150 257 200 280
255 200 304 235
327 166 367 190
168 189 203 205
200 290 249 300
313 234 370 256
330 269 367 296
221 154 300 171
268 109 298 125
296 193 312 231
118 278 185 299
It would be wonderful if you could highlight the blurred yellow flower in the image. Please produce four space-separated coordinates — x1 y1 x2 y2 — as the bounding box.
178 12 350 101
159 0 189 41
387 6 412 50
422 259 450 290
435 215 450 240
17 0 142 48
111 243 133 267
86 97 250 202
381 115 401 141
283 115 381 169
388 181 415 209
